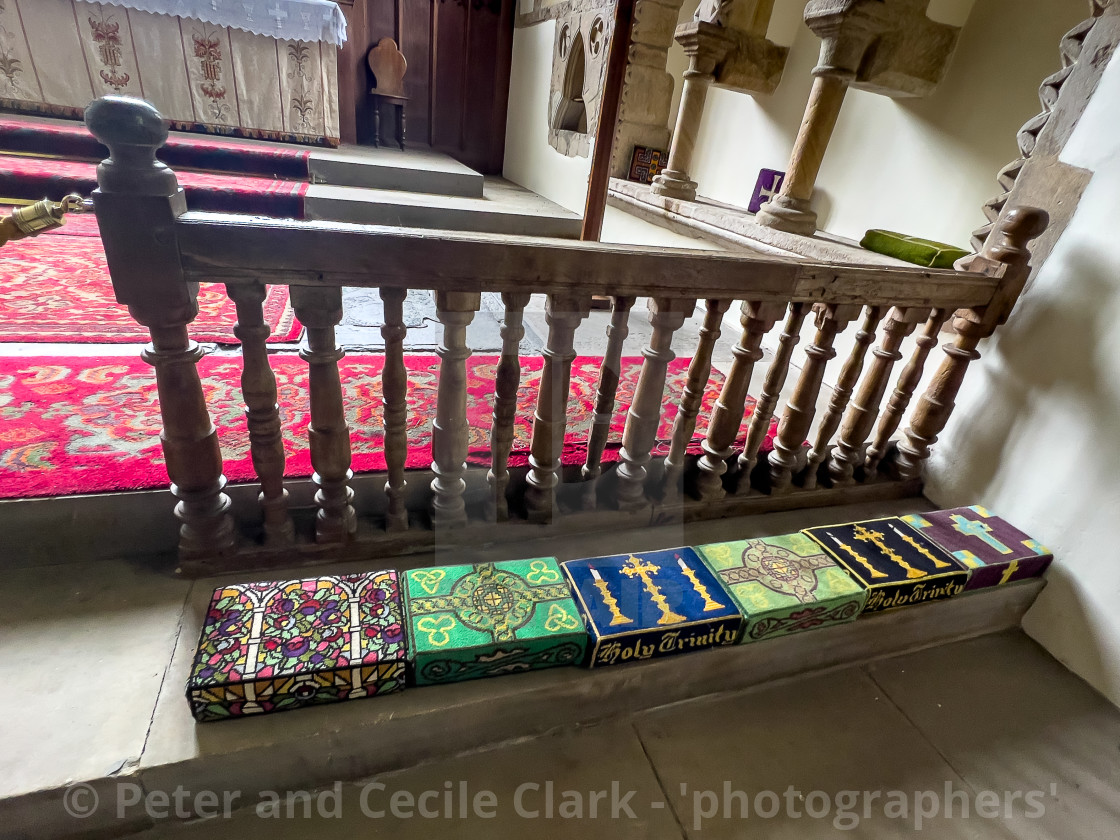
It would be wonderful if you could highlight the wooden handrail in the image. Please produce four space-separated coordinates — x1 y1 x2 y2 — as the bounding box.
174 213 1002 308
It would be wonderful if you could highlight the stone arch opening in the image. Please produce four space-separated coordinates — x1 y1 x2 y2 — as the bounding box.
554 31 587 133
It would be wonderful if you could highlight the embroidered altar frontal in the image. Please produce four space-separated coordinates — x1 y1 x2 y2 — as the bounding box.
803 518 968 613
187 572 406 722
562 548 742 668
403 559 587 686
695 534 867 642
901 506 1053 591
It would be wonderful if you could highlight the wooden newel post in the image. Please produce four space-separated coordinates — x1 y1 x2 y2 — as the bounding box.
896 207 1048 479
85 96 235 560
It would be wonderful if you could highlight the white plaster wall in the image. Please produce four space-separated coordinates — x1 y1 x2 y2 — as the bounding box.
925 48 1120 708
505 19 594 214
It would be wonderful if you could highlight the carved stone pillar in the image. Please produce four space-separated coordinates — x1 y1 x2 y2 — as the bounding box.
650 22 736 202
756 0 892 235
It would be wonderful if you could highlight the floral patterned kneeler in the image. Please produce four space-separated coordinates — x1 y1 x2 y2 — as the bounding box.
187 572 406 722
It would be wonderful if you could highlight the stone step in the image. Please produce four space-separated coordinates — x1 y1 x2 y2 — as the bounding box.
308 145 485 198
0 499 1045 839
304 178 583 238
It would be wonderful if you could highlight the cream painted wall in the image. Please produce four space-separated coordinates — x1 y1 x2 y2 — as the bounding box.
688 0 1085 246
925 47 1120 708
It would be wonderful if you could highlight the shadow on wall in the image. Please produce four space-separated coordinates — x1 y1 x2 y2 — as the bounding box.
896 0 1085 160
926 242 1120 687
931 243 1117 499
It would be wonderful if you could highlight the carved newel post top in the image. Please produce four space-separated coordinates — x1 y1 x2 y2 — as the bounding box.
85 96 177 196
803 0 894 78
986 206 1049 266
674 20 738 76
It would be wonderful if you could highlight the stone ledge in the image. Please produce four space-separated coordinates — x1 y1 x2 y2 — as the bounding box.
608 177 917 266
2 570 1043 839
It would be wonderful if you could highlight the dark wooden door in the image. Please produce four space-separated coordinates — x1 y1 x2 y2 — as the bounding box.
335 0 515 175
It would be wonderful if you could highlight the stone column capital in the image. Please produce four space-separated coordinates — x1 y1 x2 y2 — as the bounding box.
673 20 738 77
803 0 895 78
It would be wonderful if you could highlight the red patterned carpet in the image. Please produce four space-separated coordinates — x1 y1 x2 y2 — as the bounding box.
0 117 311 180
0 154 307 218
0 206 300 343
0 354 773 499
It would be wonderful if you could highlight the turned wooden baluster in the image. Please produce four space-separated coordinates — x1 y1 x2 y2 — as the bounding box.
431 292 481 527
769 304 860 492
898 207 1048 479
735 302 808 489
581 296 635 510
487 292 531 521
663 299 731 493
617 297 696 510
695 302 786 502
228 282 293 544
828 306 928 486
525 295 592 521
802 305 883 490
291 286 356 543
86 96 234 559
379 287 409 531
864 308 951 476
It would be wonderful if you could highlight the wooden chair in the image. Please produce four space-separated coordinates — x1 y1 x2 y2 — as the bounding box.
367 37 408 150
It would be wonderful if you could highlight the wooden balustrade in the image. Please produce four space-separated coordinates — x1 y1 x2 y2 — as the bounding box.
228 282 293 545
768 304 860 492
695 301 784 501
828 306 928 486
379 287 410 531
735 302 807 488
581 296 634 510
663 299 731 494
291 286 357 544
617 298 695 510
488 292 531 522
802 305 882 490
525 296 592 521
83 97 1046 575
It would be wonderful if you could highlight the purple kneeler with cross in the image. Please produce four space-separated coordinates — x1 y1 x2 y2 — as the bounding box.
749 169 785 214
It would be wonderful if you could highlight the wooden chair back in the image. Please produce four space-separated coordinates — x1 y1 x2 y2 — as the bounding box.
367 37 407 98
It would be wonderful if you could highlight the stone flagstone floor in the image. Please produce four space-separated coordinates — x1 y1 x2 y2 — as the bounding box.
113 632 1120 840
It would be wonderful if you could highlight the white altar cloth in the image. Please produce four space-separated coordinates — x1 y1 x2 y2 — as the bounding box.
99 0 347 46
0 0 341 145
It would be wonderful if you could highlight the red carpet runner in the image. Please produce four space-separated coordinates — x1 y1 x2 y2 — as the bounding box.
0 154 307 218
0 206 300 343
0 355 774 499
0 117 311 179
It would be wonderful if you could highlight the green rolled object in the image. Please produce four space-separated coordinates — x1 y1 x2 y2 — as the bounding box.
860 229 971 269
